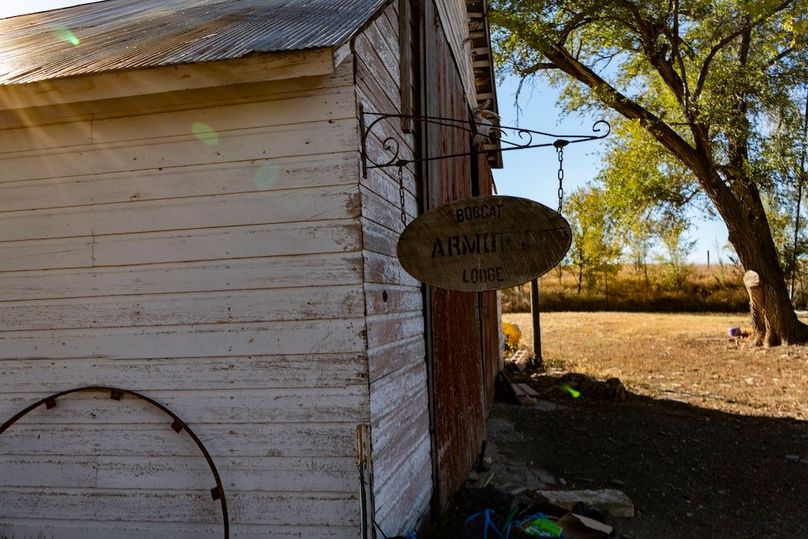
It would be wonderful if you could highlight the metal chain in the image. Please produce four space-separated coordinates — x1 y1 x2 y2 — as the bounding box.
554 140 568 213
397 163 407 225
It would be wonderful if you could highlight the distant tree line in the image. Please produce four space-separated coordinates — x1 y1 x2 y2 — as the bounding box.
555 176 808 310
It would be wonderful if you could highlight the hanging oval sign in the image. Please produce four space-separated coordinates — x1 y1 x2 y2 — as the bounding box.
397 195 572 292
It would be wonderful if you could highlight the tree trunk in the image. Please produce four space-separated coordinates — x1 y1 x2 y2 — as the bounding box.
715 183 808 346
663 163 808 346
744 271 768 346
741 267 808 346
643 261 650 289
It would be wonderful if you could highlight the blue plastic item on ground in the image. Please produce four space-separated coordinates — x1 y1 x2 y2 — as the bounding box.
464 508 504 539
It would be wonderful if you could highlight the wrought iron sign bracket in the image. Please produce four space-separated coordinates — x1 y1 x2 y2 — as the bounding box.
359 108 610 177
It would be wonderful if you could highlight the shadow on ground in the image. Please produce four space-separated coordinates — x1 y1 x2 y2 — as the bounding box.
430 374 808 538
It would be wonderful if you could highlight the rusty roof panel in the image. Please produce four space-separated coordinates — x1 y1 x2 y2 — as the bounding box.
0 0 388 85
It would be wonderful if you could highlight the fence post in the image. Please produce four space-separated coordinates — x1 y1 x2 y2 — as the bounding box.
530 279 543 368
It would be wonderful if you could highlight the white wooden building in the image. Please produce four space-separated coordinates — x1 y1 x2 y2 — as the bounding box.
0 0 502 537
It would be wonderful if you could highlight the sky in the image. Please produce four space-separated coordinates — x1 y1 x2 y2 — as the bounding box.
0 0 102 18
491 75 729 264
1 0 729 262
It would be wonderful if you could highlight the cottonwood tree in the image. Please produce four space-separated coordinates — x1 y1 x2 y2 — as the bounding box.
598 118 698 287
492 0 808 345
625 224 654 286
565 186 622 294
655 217 697 289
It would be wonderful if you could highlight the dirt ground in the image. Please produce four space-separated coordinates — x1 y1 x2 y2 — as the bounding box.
508 312 808 420
480 312 808 538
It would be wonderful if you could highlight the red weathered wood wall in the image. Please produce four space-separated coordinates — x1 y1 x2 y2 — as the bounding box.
477 154 501 408
423 0 500 514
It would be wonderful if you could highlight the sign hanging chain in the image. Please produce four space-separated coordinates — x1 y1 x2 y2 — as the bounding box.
397 162 407 225
554 140 569 213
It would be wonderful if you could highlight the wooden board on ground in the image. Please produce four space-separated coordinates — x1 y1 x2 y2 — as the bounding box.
512 383 539 405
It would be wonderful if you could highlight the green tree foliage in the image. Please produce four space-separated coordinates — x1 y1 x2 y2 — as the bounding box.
598 119 701 228
565 186 622 293
625 223 653 285
598 119 699 286
655 217 697 289
491 0 808 345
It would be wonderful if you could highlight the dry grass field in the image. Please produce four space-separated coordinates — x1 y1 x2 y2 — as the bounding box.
504 311 808 420
502 264 752 312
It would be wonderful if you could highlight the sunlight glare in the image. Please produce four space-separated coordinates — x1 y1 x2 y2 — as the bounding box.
192 122 220 146
560 383 581 398
54 27 80 46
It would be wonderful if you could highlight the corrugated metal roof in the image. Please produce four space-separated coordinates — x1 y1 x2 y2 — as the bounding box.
0 0 388 85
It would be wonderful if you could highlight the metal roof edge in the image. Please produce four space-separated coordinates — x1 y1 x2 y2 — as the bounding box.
0 47 336 111
0 0 390 86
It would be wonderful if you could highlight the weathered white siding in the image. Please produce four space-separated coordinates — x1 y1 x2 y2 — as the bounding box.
354 4 433 536
0 59 368 538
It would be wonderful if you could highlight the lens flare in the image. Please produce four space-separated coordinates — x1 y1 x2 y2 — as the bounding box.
192 122 219 146
560 383 581 398
55 28 80 46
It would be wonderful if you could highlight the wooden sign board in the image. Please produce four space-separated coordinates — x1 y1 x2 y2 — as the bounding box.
397 195 572 291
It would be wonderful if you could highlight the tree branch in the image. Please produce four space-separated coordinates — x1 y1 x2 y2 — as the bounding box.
542 43 709 179
766 46 796 67
670 0 690 110
605 0 711 160
694 0 795 100
727 26 754 189
558 12 597 43
612 0 688 108
671 0 681 64
516 62 559 76
695 33 743 101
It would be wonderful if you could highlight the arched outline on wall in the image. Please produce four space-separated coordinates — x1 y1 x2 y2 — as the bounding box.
0 385 230 539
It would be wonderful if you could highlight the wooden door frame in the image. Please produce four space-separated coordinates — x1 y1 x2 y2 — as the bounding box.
416 0 488 518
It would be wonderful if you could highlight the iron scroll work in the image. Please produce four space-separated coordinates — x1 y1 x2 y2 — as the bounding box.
359 109 610 174
360 109 609 292
0 386 230 539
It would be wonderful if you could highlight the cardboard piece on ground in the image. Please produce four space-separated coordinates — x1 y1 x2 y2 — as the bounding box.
559 512 613 538
538 489 635 518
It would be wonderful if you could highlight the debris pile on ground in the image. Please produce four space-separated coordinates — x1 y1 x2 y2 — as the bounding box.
431 486 625 538
537 489 635 518
528 373 627 403
499 368 628 406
